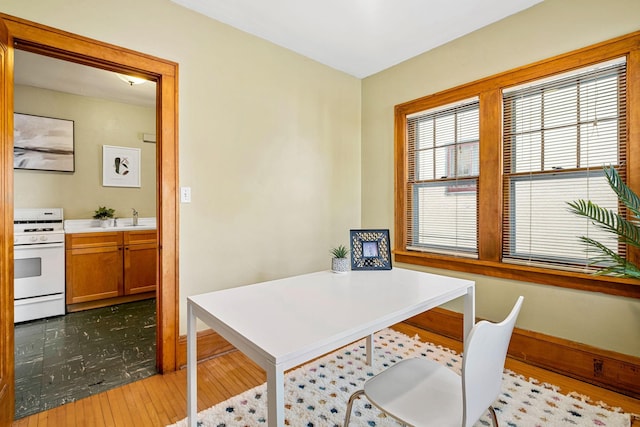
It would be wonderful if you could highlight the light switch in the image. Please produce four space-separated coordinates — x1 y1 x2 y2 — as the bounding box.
180 186 192 203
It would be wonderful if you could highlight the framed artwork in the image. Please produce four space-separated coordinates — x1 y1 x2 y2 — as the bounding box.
350 229 392 270
13 113 75 172
102 145 141 187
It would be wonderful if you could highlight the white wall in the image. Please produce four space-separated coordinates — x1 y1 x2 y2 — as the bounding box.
14 85 157 219
2 0 362 334
361 0 640 356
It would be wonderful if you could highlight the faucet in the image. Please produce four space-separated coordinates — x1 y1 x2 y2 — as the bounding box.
132 208 139 226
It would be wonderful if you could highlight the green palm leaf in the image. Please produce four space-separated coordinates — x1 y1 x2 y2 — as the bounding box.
567 165 640 278
579 236 640 278
604 166 640 219
567 199 640 248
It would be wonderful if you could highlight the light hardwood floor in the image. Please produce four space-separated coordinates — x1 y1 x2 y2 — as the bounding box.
12 323 640 426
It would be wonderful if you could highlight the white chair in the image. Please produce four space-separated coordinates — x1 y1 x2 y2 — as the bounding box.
344 296 524 427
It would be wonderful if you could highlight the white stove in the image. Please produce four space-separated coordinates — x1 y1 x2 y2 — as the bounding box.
14 208 66 323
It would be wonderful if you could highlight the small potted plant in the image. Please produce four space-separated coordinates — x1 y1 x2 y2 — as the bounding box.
330 244 350 273
93 206 115 228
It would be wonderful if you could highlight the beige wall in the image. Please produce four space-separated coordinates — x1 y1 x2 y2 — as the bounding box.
362 0 640 356
2 0 362 333
14 85 156 219
6 0 639 357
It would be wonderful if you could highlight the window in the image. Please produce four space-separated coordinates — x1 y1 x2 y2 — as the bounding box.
406 99 479 256
502 59 627 269
394 32 640 297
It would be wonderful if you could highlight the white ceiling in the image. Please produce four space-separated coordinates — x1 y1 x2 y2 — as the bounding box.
171 0 543 78
14 50 157 108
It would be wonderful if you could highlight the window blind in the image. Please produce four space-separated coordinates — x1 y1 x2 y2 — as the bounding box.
502 58 627 269
406 97 479 256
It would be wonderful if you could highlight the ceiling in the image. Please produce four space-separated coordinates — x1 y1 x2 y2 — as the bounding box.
171 0 543 78
14 50 157 108
13 0 542 105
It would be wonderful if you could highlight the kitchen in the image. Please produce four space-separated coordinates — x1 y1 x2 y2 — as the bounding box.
12 49 158 419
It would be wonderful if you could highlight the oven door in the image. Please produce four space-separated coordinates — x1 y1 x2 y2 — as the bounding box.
14 241 65 300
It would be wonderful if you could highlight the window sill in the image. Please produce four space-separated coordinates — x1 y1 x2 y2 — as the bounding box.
394 250 640 299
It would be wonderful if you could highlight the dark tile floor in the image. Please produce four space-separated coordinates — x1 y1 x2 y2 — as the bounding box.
14 298 157 420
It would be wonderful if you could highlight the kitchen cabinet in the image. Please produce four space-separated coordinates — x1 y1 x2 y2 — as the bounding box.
123 231 157 294
65 230 157 311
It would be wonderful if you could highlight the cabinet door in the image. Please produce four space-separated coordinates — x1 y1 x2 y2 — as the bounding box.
66 245 123 304
124 242 157 294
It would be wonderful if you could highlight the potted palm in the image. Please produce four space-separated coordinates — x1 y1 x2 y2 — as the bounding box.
93 206 116 228
330 244 350 273
567 166 640 278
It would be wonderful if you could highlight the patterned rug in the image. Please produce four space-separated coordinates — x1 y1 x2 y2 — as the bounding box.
170 329 631 427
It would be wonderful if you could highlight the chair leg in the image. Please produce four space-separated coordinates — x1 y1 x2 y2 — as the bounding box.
488 406 499 427
344 389 365 426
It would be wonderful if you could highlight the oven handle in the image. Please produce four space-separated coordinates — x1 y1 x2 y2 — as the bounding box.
14 242 64 250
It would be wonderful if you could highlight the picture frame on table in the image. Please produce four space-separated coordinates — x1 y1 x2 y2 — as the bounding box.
13 113 75 172
350 229 392 270
102 145 141 187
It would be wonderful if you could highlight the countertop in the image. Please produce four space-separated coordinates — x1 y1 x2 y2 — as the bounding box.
64 217 156 233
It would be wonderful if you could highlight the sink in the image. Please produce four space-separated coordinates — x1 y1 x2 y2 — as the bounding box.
64 218 157 233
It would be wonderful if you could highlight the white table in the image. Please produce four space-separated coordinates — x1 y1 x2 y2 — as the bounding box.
187 268 475 427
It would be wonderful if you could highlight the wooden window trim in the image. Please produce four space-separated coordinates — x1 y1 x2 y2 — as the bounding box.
394 31 640 299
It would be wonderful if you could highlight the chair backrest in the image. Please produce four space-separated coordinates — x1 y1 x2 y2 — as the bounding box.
461 296 524 427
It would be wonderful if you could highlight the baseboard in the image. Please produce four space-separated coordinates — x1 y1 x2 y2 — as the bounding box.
176 307 640 399
66 292 156 313
405 307 640 399
176 329 235 369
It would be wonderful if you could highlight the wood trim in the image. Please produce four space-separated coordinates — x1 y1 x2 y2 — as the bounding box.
478 89 502 262
627 49 640 269
66 292 155 313
404 307 640 399
0 16 14 426
0 14 180 374
395 251 640 299
393 109 408 252
176 330 235 370
177 307 640 400
394 30 640 298
157 70 180 374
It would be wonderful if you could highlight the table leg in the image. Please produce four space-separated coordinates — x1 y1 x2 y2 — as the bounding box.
187 303 197 427
266 363 285 427
463 285 476 351
365 334 373 365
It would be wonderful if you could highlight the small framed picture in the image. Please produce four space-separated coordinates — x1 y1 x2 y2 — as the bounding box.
102 145 141 187
350 229 392 270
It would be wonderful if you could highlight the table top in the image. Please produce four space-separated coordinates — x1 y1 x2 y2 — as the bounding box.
188 268 473 368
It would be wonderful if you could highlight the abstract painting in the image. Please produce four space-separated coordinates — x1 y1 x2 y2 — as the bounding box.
14 113 75 172
102 145 141 187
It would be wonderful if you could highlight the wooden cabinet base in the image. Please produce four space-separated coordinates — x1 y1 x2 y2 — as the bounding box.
66 230 157 310
66 291 156 313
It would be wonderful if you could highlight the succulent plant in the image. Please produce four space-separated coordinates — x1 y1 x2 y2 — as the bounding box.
330 244 349 259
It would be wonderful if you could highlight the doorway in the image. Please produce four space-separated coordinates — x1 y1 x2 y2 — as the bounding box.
12 48 159 418
0 13 179 423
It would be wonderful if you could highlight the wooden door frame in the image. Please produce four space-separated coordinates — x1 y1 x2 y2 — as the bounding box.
0 13 179 381
0 16 14 426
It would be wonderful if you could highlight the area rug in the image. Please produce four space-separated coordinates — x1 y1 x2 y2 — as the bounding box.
170 328 631 427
